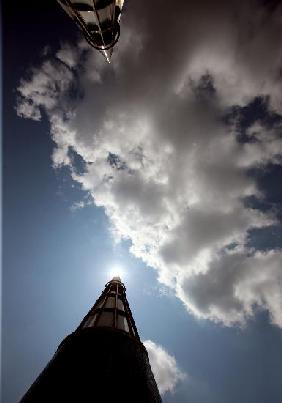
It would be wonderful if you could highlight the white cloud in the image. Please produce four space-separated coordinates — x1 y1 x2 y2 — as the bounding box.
143 340 185 395
16 0 282 327
16 60 74 121
56 43 79 68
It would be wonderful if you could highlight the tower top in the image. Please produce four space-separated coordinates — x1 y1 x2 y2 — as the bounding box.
111 276 121 282
78 275 140 340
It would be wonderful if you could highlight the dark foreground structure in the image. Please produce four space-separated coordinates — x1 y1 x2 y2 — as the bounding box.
57 0 125 62
20 277 161 402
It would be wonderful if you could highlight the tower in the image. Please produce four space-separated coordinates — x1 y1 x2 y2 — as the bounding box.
57 0 125 62
20 277 162 402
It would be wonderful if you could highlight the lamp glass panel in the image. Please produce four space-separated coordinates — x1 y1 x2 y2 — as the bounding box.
117 315 129 332
105 296 116 309
117 299 125 311
96 311 113 327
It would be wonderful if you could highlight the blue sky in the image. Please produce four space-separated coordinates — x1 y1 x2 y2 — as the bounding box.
2 1 282 402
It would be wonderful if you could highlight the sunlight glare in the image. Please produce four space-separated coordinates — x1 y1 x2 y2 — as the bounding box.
108 265 126 281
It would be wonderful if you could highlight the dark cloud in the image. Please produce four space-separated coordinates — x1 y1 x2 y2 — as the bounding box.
179 250 282 326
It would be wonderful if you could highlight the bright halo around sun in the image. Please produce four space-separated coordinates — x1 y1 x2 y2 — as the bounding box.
108 265 126 281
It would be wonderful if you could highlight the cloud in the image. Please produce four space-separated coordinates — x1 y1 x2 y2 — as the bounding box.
16 60 74 121
143 340 185 395
56 43 79 69
178 249 282 326
16 0 282 327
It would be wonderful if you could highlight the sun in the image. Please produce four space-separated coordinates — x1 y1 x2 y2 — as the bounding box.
108 265 126 280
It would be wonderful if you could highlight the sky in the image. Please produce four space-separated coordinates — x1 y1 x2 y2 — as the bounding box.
2 0 282 402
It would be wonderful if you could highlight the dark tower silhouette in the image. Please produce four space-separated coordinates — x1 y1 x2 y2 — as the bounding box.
20 277 162 402
57 0 125 62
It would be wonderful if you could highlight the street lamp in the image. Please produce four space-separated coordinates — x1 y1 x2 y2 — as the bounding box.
57 0 125 62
